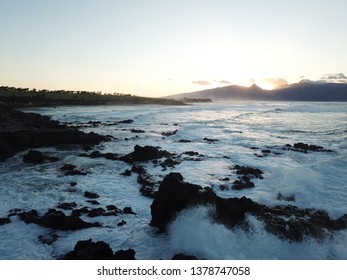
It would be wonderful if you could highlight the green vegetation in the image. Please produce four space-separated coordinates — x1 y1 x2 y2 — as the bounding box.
0 86 185 107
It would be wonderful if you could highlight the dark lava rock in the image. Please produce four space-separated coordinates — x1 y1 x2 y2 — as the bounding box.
119 145 172 163
179 139 192 143
284 142 334 153
61 164 77 171
39 209 102 230
150 173 215 232
23 150 45 163
130 128 145 133
203 137 219 143
19 209 101 230
232 177 255 190
171 253 198 260
161 130 178 137
57 202 77 210
62 239 136 260
84 191 100 199
121 169 132 176
160 158 181 168
88 207 106 217
233 165 264 179
117 220 127 227
150 173 347 242
106 205 120 211
79 150 118 161
63 239 114 260
113 249 136 260
116 119 134 124
123 207 136 215
131 163 146 174
0 217 11 225
38 233 59 245
0 103 108 162
86 200 100 205
18 209 40 224
23 150 59 164
61 164 88 176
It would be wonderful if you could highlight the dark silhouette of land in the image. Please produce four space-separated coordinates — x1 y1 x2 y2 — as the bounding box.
168 81 347 101
0 86 185 107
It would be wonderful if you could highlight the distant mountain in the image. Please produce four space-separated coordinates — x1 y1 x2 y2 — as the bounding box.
168 82 347 101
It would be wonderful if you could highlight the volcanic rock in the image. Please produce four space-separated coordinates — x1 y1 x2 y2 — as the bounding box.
0 103 108 162
119 145 172 163
150 173 347 242
62 239 136 260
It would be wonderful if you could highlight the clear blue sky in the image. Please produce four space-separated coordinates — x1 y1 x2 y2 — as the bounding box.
1 0 346 96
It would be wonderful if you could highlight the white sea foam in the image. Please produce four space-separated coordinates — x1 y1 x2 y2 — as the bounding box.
1 101 346 259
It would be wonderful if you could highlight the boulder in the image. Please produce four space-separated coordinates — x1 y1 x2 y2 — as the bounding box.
62 239 136 260
119 145 172 163
150 173 347 242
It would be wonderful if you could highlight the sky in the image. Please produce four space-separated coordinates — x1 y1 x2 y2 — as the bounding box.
1 0 347 97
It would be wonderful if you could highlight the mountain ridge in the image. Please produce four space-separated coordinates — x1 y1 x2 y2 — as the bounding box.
168 82 347 101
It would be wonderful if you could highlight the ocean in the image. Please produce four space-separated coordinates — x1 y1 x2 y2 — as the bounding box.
0 101 346 259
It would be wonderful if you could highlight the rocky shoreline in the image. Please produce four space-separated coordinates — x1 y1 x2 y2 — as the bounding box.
1 103 346 259
0 103 108 161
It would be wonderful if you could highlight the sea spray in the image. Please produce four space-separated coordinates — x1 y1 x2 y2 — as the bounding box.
168 206 347 259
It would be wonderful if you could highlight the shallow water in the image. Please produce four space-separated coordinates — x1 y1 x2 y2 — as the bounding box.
0 101 346 259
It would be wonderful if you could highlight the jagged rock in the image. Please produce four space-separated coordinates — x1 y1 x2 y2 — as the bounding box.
62 239 136 260
161 130 177 136
233 165 263 179
63 239 114 260
121 169 132 176
123 207 136 215
0 103 108 162
284 142 334 153
38 209 102 230
0 217 11 225
119 145 172 163
38 233 59 245
88 207 106 217
150 173 347 242
117 220 127 227
130 129 145 133
19 209 102 230
203 137 219 143
61 164 88 176
79 150 118 161
57 202 77 210
113 249 136 260
84 191 100 199
23 150 59 164
61 164 77 171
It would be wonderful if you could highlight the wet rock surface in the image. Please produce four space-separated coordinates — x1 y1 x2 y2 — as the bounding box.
0 103 108 162
150 173 347 242
62 239 136 260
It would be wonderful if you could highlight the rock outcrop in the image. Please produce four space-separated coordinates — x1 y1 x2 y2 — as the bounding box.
0 103 108 161
150 173 347 242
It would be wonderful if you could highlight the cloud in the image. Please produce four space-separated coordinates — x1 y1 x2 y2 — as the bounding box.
192 80 211 86
218 80 231 85
320 73 347 83
321 73 347 80
262 77 288 89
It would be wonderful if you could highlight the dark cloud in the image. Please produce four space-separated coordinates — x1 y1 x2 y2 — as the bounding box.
321 73 347 80
192 80 211 86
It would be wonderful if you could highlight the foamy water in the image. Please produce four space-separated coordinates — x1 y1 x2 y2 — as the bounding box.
0 101 346 259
